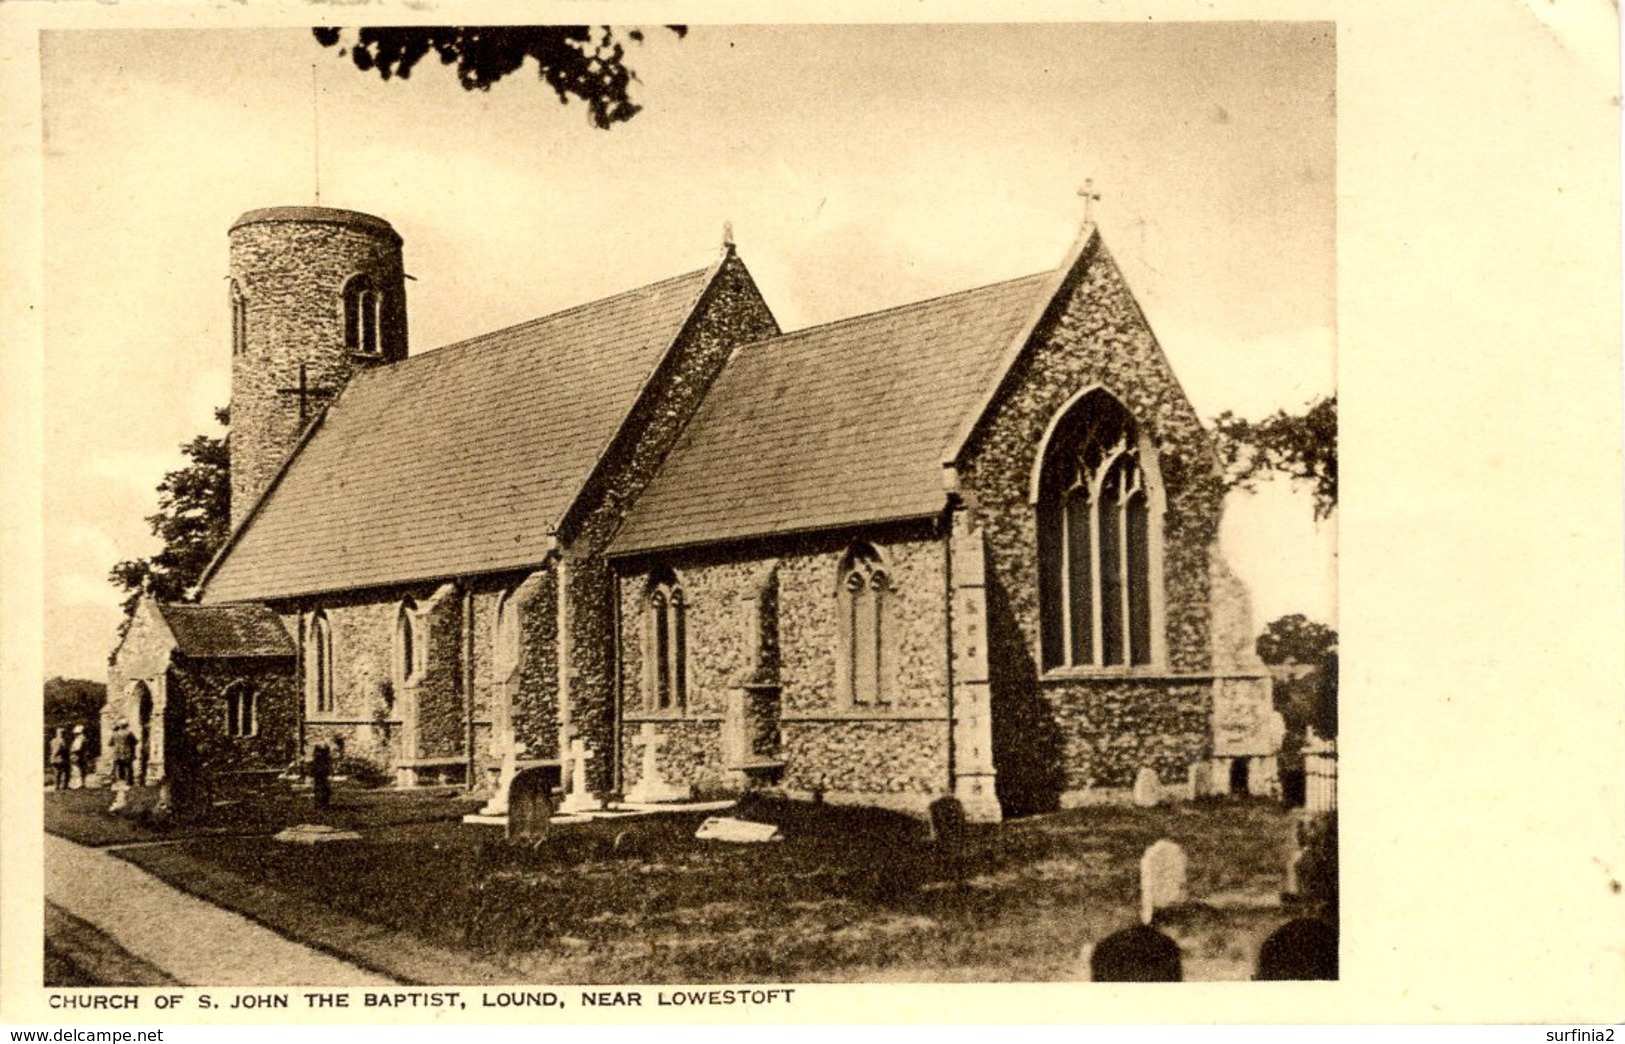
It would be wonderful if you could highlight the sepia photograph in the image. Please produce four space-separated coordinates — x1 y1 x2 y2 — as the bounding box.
7 2 1619 1027
31 20 1339 990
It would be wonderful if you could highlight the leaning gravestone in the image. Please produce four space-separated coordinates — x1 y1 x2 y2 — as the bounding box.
1255 917 1338 980
1088 924 1183 982
506 767 555 842
1139 838 1189 925
1133 766 1162 807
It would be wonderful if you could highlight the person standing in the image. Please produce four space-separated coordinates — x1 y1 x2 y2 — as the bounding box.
70 725 90 788
48 728 70 791
117 723 138 785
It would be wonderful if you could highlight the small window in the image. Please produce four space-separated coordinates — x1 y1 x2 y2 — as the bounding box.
225 682 257 737
308 611 334 713
836 543 895 706
230 281 248 356
493 588 521 684
342 274 382 355
644 569 686 711
393 600 421 688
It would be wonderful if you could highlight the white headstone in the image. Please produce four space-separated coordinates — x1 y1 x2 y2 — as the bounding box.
478 735 527 816
625 723 687 803
558 737 599 813
1133 766 1162 807
1139 839 1189 924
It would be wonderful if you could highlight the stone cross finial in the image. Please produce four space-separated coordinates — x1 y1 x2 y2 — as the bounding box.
722 220 735 250
1078 178 1101 223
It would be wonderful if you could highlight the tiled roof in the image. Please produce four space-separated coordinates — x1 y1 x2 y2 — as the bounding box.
202 268 715 602
609 272 1055 555
159 603 293 658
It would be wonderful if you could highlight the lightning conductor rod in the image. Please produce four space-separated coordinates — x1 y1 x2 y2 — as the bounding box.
312 62 321 205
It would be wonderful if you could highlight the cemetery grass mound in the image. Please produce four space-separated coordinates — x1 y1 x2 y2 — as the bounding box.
110 793 1304 982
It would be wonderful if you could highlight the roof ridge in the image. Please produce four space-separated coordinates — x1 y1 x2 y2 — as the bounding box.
370 266 713 372
738 270 1051 352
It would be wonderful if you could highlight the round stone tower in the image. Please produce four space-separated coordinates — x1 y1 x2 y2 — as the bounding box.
227 207 408 528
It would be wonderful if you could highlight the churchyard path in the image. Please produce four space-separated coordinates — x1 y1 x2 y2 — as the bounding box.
44 833 393 986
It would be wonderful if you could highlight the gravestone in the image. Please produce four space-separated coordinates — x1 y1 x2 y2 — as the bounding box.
695 816 781 843
1088 924 1183 982
506 767 555 842
1256 917 1338 980
1187 761 1214 800
273 823 362 845
1133 766 1162 807
1139 838 1189 925
928 796 969 853
311 744 332 808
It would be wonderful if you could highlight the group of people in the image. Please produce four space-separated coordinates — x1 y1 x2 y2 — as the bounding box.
47 721 140 791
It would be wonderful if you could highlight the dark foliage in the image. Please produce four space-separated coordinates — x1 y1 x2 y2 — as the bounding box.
108 408 231 644
1257 613 1338 667
1293 811 1339 923
312 26 687 129
45 677 106 729
1211 395 1337 520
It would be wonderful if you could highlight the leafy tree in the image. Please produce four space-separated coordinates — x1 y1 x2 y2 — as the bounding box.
108 407 231 621
1211 395 1337 520
1260 614 1338 742
1256 613 1338 667
312 26 687 129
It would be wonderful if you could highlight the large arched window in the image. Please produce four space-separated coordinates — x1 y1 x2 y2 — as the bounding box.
342 274 382 355
644 568 686 711
224 681 257 737
836 543 895 706
1036 391 1161 670
393 599 422 691
307 611 335 713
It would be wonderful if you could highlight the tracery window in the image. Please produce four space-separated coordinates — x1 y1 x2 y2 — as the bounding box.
342 274 382 355
308 611 335 713
224 682 257 737
836 543 895 706
644 569 686 711
1037 391 1158 669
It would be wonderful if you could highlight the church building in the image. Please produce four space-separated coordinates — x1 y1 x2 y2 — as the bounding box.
102 204 1280 820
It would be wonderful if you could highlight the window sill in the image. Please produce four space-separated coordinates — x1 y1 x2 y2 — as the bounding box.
781 709 948 722
1039 667 1249 683
622 711 724 723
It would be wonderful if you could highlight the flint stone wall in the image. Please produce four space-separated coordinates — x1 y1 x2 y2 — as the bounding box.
229 214 406 527
955 235 1227 806
617 527 951 798
168 657 299 777
560 252 780 794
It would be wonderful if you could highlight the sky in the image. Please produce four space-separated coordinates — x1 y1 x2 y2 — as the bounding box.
39 23 1336 680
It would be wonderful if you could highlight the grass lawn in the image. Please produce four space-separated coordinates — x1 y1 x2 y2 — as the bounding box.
44 781 476 847
109 790 1305 983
